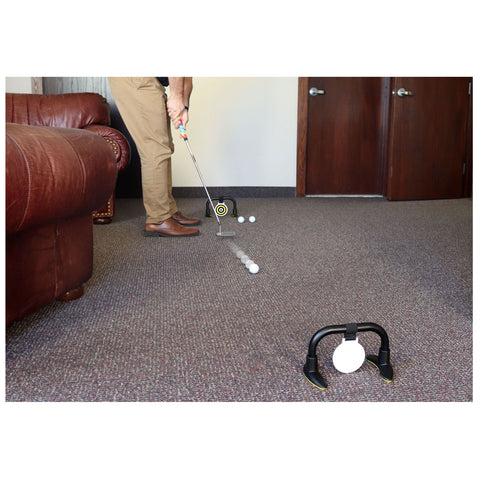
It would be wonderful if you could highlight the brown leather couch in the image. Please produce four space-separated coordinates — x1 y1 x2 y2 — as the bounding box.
6 121 118 326
5 92 130 223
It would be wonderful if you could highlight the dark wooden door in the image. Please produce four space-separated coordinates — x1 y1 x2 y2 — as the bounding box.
304 77 390 195
386 77 471 200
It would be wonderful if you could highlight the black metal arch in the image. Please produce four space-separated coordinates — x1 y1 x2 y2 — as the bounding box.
303 322 393 390
205 196 238 218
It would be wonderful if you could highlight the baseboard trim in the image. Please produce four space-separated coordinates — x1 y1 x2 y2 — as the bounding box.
172 187 296 198
305 194 384 198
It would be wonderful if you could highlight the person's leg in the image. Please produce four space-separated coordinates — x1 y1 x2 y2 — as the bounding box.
108 77 176 223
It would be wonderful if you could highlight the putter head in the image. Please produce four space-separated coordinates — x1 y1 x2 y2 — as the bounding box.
216 231 236 237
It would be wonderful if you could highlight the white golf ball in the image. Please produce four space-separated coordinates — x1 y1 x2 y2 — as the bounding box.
236 250 245 259
245 260 254 268
249 216 256 223
249 263 259 274
237 216 245 223
241 254 249 264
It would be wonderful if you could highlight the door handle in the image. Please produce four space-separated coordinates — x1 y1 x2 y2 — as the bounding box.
309 87 325 96
397 87 413 97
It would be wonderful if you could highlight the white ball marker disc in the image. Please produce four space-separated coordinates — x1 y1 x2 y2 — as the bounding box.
215 203 228 216
332 338 365 373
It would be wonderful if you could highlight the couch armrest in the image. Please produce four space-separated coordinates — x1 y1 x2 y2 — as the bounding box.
83 124 130 171
6 123 118 235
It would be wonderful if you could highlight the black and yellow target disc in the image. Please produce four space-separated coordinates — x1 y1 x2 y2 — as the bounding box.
215 202 228 216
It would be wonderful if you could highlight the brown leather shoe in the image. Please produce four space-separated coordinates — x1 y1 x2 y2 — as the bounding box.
171 211 201 226
144 218 199 237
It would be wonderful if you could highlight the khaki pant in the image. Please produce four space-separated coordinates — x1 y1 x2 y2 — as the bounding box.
108 77 177 223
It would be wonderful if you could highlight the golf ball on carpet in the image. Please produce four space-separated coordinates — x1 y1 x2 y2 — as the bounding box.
236 250 245 259
249 263 259 274
249 216 256 223
241 254 250 264
245 259 254 268
237 216 245 223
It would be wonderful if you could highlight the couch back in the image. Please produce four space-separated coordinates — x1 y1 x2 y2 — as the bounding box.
6 92 111 129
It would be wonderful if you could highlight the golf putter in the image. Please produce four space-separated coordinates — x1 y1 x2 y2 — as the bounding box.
179 121 235 237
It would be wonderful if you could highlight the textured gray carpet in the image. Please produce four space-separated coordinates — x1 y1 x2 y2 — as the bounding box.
5 197 473 401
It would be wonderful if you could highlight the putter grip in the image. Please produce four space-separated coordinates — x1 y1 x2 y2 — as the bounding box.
179 121 188 140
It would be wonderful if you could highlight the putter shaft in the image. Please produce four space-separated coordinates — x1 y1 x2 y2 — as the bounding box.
183 138 221 230
179 122 234 237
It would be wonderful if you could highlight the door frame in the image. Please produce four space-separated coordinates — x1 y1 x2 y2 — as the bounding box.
296 77 309 197
463 79 473 198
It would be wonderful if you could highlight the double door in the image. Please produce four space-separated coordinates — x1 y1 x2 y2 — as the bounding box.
297 77 472 200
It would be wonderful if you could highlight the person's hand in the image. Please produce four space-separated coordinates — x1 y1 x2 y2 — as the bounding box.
167 95 188 129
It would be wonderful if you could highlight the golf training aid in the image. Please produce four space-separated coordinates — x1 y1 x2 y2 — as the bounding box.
179 122 235 238
205 195 238 219
303 322 393 390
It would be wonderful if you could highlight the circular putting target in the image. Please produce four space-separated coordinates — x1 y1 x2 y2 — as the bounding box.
215 202 228 216
332 338 366 373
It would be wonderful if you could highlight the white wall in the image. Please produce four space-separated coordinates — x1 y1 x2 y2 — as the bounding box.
5 77 299 187
5 77 32 93
171 77 298 187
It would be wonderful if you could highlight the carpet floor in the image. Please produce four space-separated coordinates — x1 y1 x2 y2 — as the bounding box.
5 196 473 401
